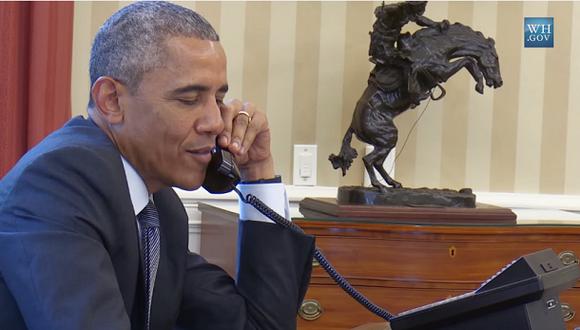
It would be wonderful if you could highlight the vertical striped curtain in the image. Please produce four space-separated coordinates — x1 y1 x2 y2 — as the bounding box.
0 2 74 177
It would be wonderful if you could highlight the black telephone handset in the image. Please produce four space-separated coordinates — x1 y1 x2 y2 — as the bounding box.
201 143 394 322
202 145 241 194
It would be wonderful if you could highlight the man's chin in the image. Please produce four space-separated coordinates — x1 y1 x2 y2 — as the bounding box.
171 176 204 191
174 182 202 191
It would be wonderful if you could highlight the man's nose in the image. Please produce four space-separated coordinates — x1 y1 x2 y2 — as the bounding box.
197 100 224 134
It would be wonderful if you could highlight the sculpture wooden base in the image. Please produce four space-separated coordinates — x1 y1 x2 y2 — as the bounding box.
338 186 476 208
299 197 516 225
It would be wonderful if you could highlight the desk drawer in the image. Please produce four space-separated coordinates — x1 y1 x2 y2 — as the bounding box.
314 233 580 283
297 284 468 330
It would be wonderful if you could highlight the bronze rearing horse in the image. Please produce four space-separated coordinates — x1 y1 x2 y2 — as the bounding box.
330 20 503 193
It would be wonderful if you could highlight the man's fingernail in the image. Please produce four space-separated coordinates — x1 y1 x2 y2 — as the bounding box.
231 141 239 150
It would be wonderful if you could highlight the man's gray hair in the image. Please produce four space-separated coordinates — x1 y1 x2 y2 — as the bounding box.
88 1 219 107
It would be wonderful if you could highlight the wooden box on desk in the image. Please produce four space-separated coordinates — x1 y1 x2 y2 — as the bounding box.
198 200 580 330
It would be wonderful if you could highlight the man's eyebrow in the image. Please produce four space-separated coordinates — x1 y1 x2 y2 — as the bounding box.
170 84 208 96
169 84 229 96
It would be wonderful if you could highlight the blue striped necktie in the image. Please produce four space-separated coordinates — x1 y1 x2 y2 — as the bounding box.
138 200 161 330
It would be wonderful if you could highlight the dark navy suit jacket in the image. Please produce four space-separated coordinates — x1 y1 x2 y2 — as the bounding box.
0 116 314 330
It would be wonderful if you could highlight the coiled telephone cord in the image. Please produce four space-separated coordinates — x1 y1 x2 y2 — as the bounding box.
234 189 395 321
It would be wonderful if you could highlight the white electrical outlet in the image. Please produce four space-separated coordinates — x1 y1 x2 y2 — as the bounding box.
293 145 317 186
363 145 396 187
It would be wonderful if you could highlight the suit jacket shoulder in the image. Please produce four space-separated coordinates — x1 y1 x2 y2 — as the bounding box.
1 116 135 242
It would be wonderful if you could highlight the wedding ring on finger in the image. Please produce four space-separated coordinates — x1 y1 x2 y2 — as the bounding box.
236 110 252 123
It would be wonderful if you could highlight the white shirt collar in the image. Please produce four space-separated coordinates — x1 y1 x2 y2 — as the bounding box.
121 156 150 216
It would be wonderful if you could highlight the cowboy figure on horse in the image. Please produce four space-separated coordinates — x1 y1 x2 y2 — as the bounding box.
369 1 448 66
330 1 502 192
369 1 450 108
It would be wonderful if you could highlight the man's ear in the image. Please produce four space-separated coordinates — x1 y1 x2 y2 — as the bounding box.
90 76 125 124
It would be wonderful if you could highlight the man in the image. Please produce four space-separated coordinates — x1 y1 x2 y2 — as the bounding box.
0 2 314 330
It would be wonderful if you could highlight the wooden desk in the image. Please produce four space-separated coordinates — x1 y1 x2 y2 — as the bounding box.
198 202 580 330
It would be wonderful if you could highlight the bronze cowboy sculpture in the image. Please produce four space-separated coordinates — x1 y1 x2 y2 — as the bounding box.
329 1 503 193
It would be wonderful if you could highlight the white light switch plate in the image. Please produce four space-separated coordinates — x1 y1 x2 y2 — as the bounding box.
293 144 317 186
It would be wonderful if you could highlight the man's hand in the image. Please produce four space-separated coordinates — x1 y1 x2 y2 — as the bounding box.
218 99 274 181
